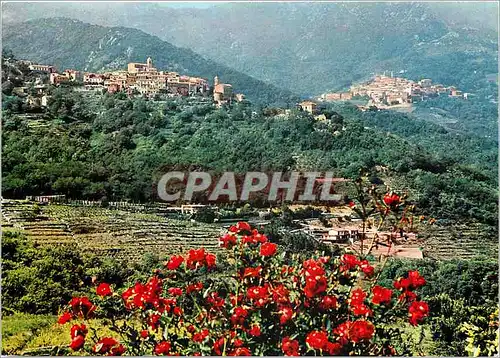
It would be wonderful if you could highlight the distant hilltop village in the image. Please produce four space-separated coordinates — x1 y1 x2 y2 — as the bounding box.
317 73 467 111
15 57 245 107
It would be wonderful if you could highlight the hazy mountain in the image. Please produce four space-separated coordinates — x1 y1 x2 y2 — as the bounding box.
2 18 299 105
2 2 498 95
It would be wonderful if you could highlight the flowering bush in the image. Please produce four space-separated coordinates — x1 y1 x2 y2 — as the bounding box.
57 215 430 355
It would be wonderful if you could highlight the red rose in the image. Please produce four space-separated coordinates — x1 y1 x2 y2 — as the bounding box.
340 254 359 271
220 233 237 248
383 193 401 207
359 260 374 277
69 335 85 351
165 255 184 270
305 331 329 350
168 287 183 296
279 306 294 325
326 342 342 355
249 325 261 337
372 285 393 305
205 253 217 268
409 301 429 326
246 286 269 307
229 221 252 233
350 320 375 342
93 337 120 354
193 329 210 342
408 270 426 288
230 306 248 326
394 277 411 290
111 344 126 356
96 283 113 297
186 282 204 294
154 341 171 355
213 337 225 355
260 242 277 257
282 337 300 356
58 312 72 325
243 266 262 278
320 295 338 310
70 323 87 339
230 347 251 356
69 297 96 319
140 330 149 339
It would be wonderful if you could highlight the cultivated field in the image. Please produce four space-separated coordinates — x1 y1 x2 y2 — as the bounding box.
1 200 223 262
1 200 496 261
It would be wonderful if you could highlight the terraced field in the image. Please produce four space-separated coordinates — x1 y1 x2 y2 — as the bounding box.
2 200 223 262
418 222 497 260
2 200 496 261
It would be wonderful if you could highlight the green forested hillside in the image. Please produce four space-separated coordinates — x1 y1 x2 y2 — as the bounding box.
2 83 498 226
2 18 298 106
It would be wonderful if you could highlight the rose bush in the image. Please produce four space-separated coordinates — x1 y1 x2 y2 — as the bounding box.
57 229 429 355
55 184 433 356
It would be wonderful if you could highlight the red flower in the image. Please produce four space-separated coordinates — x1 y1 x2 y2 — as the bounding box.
205 253 217 268
69 335 85 351
359 260 374 277
220 233 237 248
96 283 113 297
229 221 252 233
70 323 87 339
408 270 426 289
306 330 329 350
350 288 367 304
348 201 356 208
272 284 290 304
58 312 72 325
260 242 277 257
165 255 184 270
282 337 300 356
383 193 401 207
186 282 204 294
334 320 375 344
147 313 161 330
326 342 342 355
192 329 210 342
154 341 171 355
350 320 375 342
409 301 429 326
246 285 269 307
140 330 149 339
111 344 126 356
242 266 262 278
92 337 120 354
173 306 183 316
372 285 393 305
168 287 183 296
213 337 225 355
394 277 411 291
249 325 261 337
230 347 251 356
69 297 96 319
279 306 294 325
320 295 338 310
398 290 417 302
340 254 359 271
230 306 248 326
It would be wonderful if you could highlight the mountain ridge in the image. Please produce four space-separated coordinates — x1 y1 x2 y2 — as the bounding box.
3 18 299 105
2 2 498 95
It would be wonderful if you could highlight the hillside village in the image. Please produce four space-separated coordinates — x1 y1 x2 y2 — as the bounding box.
6 57 245 108
316 74 467 111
